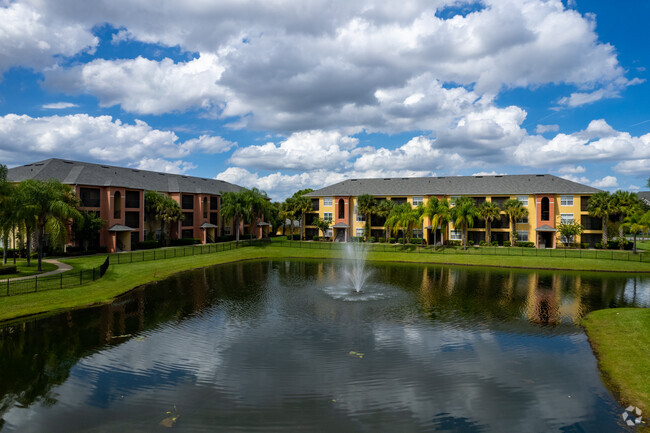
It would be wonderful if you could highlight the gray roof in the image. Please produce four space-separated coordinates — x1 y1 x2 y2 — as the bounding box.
304 174 601 197
535 225 557 232
7 158 243 195
199 222 218 229
638 191 650 207
108 224 134 232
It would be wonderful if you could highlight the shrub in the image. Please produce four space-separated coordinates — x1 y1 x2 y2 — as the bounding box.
367 237 376 243
171 238 201 246
479 241 487 246
491 241 499 246
447 240 462 247
135 240 159 250
378 238 386 243
0 265 17 275
389 237 396 243
351 236 364 242
313 235 320 241
468 240 474 246
516 241 535 248
97 246 108 254
410 238 423 244
504 241 511 247
581 243 589 249
397 237 403 244
595 242 603 249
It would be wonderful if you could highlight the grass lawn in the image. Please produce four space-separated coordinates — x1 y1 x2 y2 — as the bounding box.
583 309 650 423
0 243 649 324
0 259 58 279
636 239 650 252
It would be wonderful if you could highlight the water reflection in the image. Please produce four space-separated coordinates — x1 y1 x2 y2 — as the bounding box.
0 260 647 432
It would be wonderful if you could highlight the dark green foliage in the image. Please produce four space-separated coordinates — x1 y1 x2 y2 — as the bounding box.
0 265 17 275
504 241 511 247
135 240 159 249
170 238 201 246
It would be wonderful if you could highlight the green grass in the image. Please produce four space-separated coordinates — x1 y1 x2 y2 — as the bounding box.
0 243 649 323
583 309 650 421
636 240 650 252
0 259 58 279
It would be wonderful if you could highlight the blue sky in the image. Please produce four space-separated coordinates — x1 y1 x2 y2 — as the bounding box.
0 0 648 200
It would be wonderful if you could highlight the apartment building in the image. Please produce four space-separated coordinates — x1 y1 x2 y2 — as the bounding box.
7 159 246 252
303 175 604 248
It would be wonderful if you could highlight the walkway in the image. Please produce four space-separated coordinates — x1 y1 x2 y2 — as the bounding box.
3 259 73 281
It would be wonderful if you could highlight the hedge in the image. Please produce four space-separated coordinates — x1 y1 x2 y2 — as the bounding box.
0 265 17 275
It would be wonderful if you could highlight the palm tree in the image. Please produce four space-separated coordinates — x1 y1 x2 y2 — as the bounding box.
478 201 501 245
587 191 614 245
244 188 270 240
14 179 81 271
503 198 529 244
287 189 314 241
621 210 650 254
450 197 479 250
144 191 165 238
385 203 421 244
279 199 296 236
220 191 250 242
357 194 376 239
375 199 395 242
0 165 16 264
612 190 642 249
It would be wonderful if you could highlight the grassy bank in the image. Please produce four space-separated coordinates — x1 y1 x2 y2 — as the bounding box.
0 243 649 323
583 309 650 420
0 259 57 279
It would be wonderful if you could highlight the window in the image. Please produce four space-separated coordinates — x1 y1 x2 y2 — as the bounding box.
356 228 364 237
323 212 333 222
324 197 333 207
516 231 529 242
338 199 345 219
210 195 219 210
412 229 423 239
210 212 219 225
80 187 100 207
517 195 529 206
125 211 140 228
450 196 461 206
561 235 573 244
450 230 462 241
356 213 365 222
413 196 423 206
181 194 194 209
182 212 193 227
182 229 193 239
325 228 332 238
541 197 550 221
203 197 208 218
113 191 121 219
516 217 529 224
224 226 231 235
560 213 574 224
561 195 574 206
125 190 140 208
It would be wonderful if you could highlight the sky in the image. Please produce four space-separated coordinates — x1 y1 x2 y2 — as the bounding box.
0 0 648 201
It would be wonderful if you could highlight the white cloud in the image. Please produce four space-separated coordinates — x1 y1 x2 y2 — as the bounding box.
628 185 640 190
135 158 197 174
181 135 236 154
591 175 618 188
536 124 559 134
558 174 589 184
0 113 230 167
472 171 507 176
229 130 358 171
0 2 97 73
613 159 650 175
41 102 79 109
558 165 585 174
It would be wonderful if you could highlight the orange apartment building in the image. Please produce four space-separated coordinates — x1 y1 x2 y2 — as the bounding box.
7 159 247 252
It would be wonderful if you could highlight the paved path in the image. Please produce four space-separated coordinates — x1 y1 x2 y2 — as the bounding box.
3 259 73 281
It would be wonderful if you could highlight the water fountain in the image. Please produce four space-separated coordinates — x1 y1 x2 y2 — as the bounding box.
344 241 371 293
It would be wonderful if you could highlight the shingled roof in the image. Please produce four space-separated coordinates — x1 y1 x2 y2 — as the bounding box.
304 174 602 197
638 191 650 207
7 159 244 195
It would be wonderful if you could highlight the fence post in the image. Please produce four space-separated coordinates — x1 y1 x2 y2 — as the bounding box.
93 268 96 281
80 270 83 285
35 276 37 292
61 273 63 289
6 278 9 296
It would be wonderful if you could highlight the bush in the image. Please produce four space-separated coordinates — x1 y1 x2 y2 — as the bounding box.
516 241 535 248
135 240 159 250
97 246 108 253
378 237 386 243
479 241 487 246
397 237 403 244
171 238 201 246
0 248 18 258
0 265 17 275
313 235 320 241
447 240 461 247
367 237 376 243
491 241 499 246
581 243 589 249
504 241 511 247
410 238 423 244
351 236 364 242
389 237 396 243
468 240 474 246
595 242 603 249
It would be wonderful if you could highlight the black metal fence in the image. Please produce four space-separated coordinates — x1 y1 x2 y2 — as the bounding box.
2 257 110 297
107 239 267 266
274 240 650 263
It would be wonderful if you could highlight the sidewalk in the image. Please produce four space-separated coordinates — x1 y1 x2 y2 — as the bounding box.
3 259 72 281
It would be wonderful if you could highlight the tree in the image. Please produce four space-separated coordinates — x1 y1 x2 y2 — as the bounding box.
450 197 479 250
220 191 250 242
611 190 641 249
420 197 451 247
557 221 584 247
267 202 282 236
503 198 529 244
375 199 395 242
157 195 183 245
288 189 314 241
72 211 106 251
14 179 81 271
243 188 270 240
385 203 421 244
478 201 501 245
279 199 296 236
621 210 650 254
587 191 614 245
144 191 165 239
313 217 331 238
357 194 376 239
0 165 16 264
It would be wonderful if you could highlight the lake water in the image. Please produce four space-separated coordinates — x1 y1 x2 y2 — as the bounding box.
0 260 648 432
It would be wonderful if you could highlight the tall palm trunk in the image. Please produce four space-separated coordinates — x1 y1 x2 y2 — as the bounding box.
25 227 32 267
618 215 625 250
37 224 45 272
235 216 240 242
602 216 608 245
463 225 467 250
2 233 7 264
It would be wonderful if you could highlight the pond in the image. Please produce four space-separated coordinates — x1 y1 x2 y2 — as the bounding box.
0 260 648 432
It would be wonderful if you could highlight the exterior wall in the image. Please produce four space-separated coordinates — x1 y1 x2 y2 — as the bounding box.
555 194 582 246
334 196 350 241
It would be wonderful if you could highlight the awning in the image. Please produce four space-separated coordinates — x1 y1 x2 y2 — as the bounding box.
535 224 557 232
200 222 218 229
332 222 349 228
108 224 135 232
257 222 271 227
